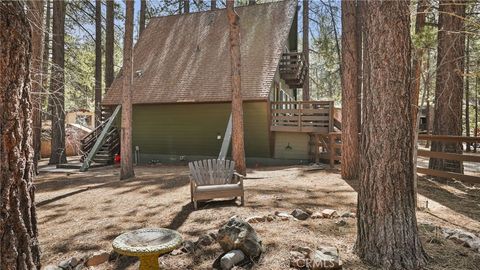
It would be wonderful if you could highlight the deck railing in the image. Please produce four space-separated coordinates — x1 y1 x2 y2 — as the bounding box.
270 101 334 133
279 52 307 88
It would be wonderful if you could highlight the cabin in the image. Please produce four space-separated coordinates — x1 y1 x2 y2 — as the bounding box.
82 1 339 169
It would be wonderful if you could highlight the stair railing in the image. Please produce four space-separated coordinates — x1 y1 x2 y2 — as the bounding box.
80 105 121 172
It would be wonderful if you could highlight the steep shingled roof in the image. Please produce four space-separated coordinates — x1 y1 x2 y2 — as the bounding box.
102 0 296 105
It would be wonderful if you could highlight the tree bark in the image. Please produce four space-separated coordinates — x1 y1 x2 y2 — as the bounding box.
425 51 432 148
211 0 216 10
139 0 146 36
302 0 309 101
429 0 466 174
27 0 44 174
0 2 41 268
95 0 102 127
49 0 67 165
356 1 428 269
412 0 427 207
227 0 246 176
475 71 479 152
105 0 114 90
184 0 190 13
120 0 135 180
340 0 359 180
465 36 470 151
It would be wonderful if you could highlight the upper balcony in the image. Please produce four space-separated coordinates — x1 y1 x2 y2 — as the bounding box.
270 101 335 133
279 52 307 89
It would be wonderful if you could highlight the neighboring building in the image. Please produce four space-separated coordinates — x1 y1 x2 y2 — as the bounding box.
98 1 336 165
66 109 95 129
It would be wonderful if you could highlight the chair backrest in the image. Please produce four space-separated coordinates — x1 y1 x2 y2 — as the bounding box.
188 159 235 186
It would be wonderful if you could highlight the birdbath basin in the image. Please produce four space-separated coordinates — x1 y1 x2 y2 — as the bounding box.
112 228 182 270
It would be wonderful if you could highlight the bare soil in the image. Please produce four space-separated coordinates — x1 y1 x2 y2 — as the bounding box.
35 164 480 269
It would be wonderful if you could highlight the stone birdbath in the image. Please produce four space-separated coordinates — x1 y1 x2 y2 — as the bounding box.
112 228 182 270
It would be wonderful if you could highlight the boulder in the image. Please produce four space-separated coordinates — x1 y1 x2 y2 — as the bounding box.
291 209 310 220
246 216 266 223
275 211 297 221
181 240 196 253
217 217 263 259
335 219 347 227
321 209 339 219
340 212 355 218
85 251 109 267
308 246 342 269
220 250 245 270
58 257 78 269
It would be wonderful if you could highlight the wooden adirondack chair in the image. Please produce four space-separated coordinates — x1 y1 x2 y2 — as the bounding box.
188 159 244 210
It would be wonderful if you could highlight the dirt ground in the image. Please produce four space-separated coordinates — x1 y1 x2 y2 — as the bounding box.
35 163 480 269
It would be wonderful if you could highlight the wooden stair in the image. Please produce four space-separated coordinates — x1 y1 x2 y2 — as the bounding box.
80 105 121 171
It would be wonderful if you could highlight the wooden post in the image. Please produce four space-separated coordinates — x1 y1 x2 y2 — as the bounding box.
329 133 335 169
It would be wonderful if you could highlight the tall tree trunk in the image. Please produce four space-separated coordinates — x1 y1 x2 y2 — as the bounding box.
27 0 44 174
139 0 146 36
49 0 67 165
356 0 363 133
211 0 216 10
120 0 135 180
0 2 41 268
105 0 114 90
425 51 432 148
227 0 246 176
95 0 102 127
43 0 51 92
465 36 470 151
412 0 427 207
248 0 256 5
429 0 466 174
302 0 309 100
340 0 359 180
356 1 428 269
184 0 190 13
475 72 478 152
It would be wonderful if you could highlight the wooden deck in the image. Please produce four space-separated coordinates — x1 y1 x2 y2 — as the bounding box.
270 101 334 133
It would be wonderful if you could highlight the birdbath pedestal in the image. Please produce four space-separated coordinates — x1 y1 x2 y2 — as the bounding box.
112 228 182 270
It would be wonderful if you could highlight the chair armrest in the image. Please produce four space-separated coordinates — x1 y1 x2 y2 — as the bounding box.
233 172 245 179
233 172 244 186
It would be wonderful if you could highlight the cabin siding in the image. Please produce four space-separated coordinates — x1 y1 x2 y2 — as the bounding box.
274 132 310 160
131 102 270 160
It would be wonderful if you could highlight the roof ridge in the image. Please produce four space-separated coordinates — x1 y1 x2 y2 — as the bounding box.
148 0 288 20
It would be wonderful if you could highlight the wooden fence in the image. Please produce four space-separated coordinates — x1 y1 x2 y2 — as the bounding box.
417 134 480 184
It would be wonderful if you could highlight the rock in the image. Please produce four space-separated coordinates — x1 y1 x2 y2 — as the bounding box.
291 209 310 220
340 212 355 218
73 264 84 270
58 257 78 269
246 215 266 223
321 209 339 219
465 239 480 252
181 240 196 253
311 212 324 219
275 211 297 221
266 214 275 222
209 231 218 240
217 217 263 259
170 249 184 256
308 246 342 270
196 234 215 247
85 251 109 267
293 246 314 255
43 265 62 270
335 219 347 227
220 250 245 270
290 251 307 269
